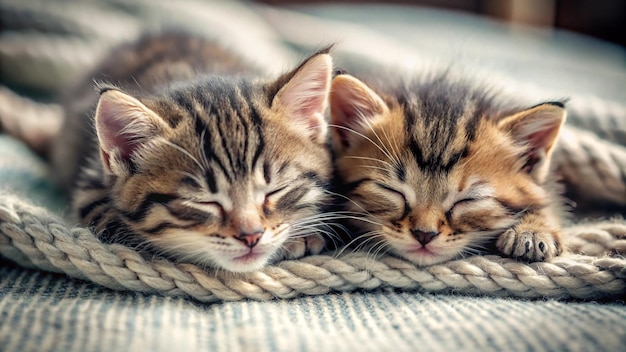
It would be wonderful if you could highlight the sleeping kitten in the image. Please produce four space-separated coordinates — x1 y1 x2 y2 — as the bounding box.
51 33 335 272
330 72 566 266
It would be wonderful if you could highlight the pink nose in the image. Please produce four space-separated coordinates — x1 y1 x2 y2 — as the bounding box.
234 231 263 248
411 230 439 246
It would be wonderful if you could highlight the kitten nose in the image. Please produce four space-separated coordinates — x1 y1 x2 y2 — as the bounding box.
235 231 263 248
411 230 439 246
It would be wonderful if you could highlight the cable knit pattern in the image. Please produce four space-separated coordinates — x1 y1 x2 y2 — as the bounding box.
1 194 625 302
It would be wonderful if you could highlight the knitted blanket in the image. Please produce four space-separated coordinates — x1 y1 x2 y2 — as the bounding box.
1 0 625 303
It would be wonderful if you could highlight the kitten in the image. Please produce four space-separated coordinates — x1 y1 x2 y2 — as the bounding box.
329 72 566 266
51 32 335 272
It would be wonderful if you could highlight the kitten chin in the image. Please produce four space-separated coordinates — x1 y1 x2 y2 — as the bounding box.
146 228 284 273
57 32 336 272
331 72 567 266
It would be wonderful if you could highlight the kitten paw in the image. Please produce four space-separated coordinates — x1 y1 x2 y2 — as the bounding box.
278 234 326 260
496 225 562 262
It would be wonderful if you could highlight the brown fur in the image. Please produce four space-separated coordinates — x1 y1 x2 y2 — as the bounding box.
53 32 336 272
330 73 566 266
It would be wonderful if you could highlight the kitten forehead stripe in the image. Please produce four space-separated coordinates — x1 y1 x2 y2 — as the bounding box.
191 116 220 193
193 91 234 182
230 90 250 174
222 91 260 178
400 76 492 174
215 104 237 177
239 83 266 171
249 104 265 171
205 170 218 193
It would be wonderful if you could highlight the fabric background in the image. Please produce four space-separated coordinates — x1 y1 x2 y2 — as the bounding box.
1 0 625 351
2 260 625 352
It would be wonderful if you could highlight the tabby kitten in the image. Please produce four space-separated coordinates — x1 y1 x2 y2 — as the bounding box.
53 33 334 272
330 72 566 266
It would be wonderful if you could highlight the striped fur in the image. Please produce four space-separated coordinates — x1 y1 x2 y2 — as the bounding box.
330 72 567 266
56 33 335 272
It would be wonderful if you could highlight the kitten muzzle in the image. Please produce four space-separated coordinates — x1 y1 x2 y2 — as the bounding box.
411 230 439 246
234 231 263 248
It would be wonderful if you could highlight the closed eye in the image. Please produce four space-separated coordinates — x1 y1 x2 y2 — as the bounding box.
264 186 287 207
166 199 224 223
453 197 484 208
196 201 221 207
446 196 491 219
375 182 410 219
191 201 225 216
445 180 495 213
181 176 201 189
263 186 288 215
265 186 287 200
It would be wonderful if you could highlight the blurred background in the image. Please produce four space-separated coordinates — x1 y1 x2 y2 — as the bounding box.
257 0 626 47
1 0 624 98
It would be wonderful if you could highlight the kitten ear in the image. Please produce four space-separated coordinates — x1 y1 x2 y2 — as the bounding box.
271 51 332 144
94 88 167 174
329 74 388 152
498 102 567 182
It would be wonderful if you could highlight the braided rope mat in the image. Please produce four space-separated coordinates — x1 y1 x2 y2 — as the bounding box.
1 193 625 302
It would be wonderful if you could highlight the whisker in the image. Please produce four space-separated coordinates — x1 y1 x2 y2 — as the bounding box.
335 233 371 257
379 122 403 168
355 235 384 256
369 239 391 261
160 139 204 171
337 231 386 257
288 227 339 241
356 165 394 173
358 115 401 169
321 189 375 218
361 235 391 272
198 129 210 168
329 124 398 165
344 155 395 170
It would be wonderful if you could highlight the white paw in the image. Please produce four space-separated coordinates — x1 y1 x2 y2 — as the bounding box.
278 234 326 260
496 227 561 262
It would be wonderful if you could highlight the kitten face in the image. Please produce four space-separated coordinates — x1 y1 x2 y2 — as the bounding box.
330 74 565 266
108 122 328 273
80 52 333 272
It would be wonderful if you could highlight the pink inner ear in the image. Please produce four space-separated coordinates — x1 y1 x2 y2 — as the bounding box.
99 113 139 162
294 89 327 131
332 99 362 147
96 92 149 165
335 99 359 125
527 128 554 153
499 103 565 179
274 54 332 143
330 76 386 150
516 121 563 177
